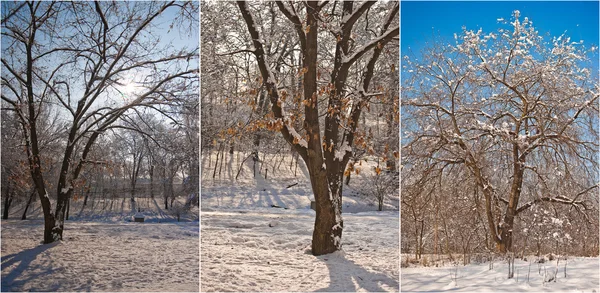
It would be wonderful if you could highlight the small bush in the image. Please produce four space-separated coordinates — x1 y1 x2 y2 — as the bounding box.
401 258 409 268
471 253 491 264
358 170 399 211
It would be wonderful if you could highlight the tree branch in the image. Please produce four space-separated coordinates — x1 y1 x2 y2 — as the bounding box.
275 1 306 54
340 1 376 33
94 1 108 63
342 25 399 66
515 186 596 215
237 0 308 160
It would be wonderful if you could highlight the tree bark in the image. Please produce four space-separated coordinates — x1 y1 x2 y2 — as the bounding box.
497 147 525 253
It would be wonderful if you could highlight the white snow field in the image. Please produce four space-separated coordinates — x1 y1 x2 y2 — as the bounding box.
1 198 199 292
201 209 399 292
201 151 400 292
401 256 600 292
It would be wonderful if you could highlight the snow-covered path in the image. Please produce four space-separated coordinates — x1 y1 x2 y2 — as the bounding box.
1 219 199 292
201 208 399 292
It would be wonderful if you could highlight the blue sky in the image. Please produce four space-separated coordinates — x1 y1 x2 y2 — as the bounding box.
401 1 599 62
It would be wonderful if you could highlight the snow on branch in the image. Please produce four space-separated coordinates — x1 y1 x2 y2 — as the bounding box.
215 49 256 57
381 2 399 33
340 1 376 32
342 25 399 65
515 186 596 215
404 100 452 116
80 160 110 165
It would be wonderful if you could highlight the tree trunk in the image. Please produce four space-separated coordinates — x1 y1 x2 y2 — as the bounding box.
43 210 57 244
294 155 298 177
169 175 175 209
253 150 258 178
218 147 224 177
212 145 220 179
131 187 136 212
162 164 168 210
434 194 439 256
3 182 12 220
419 219 425 259
66 196 70 220
252 89 266 178
3 194 12 220
265 167 268 180
53 188 72 241
22 190 36 220
83 189 89 206
497 145 526 253
310 165 343 255
149 164 154 198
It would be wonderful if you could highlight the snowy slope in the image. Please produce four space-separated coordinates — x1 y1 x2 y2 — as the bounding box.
201 209 399 292
401 256 599 292
201 150 399 213
1 219 199 292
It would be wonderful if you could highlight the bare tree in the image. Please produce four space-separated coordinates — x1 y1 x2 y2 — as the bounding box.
1 1 198 243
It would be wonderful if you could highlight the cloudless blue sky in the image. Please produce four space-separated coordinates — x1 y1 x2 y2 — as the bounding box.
401 1 599 61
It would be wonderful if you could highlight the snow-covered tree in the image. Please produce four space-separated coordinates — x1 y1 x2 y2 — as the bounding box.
402 10 598 253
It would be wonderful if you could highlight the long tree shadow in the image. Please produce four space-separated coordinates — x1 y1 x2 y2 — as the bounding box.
315 253 399 292
1 242 59 291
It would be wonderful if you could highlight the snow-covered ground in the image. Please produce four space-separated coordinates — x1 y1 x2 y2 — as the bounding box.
1 197 199 292
201 151 400 292
201 209 399 292
401 255 599 292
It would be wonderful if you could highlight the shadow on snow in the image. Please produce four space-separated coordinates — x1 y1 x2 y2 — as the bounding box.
315 253 399 292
